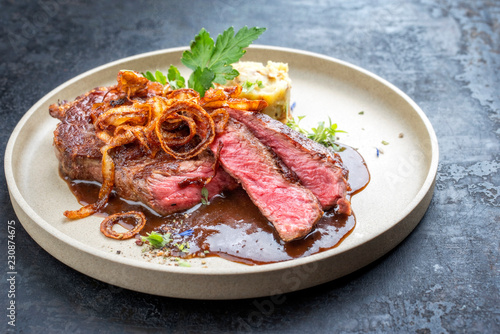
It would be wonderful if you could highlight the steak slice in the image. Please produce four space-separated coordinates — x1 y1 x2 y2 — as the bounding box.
210 119 323 241
110 147 237 215
52 88 237 216
227 108 352 215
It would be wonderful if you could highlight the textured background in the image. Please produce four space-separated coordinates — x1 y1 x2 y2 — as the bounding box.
1 0 498 333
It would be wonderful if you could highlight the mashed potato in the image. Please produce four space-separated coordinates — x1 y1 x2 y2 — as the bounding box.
223 61 292 123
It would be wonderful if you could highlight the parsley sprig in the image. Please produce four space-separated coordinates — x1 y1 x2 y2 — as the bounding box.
287 115 346 151
142 26 266 97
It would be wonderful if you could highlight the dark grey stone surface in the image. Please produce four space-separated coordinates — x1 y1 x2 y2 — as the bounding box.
1 0 498 333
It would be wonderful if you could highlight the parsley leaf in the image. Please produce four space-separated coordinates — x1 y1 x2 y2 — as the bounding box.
167 65 185 89
141 231 171 249
142 70 167 85
142 71 156 82
181 28 215 71
188 67 215 96
154 70 167 85
181 26 266 96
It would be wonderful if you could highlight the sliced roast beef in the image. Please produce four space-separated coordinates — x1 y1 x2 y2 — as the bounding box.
52 88 237 216
227 108 352 215
210 119 323 241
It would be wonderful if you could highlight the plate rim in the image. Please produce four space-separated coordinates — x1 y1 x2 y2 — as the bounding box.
4 45 439 287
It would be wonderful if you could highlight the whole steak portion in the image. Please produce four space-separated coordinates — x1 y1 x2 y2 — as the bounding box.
227 109 352 215
51 88 237 216
50 83 352 242
210 119 323 242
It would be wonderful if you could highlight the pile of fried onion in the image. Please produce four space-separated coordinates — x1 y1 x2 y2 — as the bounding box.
64 70 267 240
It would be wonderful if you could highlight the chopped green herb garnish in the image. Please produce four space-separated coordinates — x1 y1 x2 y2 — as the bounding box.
200 186 209 205
358 111 364 115
242 80 264 93
286 115 307 134
381 140 389 145
141 231 171 249
172 257 191 267
141 26 266 97
287 115 346 151
174 242 190 253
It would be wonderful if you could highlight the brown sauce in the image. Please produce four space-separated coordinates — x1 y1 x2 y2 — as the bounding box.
63 144 369 265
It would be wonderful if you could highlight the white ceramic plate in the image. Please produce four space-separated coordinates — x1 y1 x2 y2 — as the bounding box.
5 46 438 299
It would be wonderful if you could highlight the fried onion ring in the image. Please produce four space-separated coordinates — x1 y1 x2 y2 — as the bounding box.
202 86 242 104
94 103 149 131
155 100 215 159
117 71 150 97
100 211 146 240
209 108 229 134
156 114 197 146
164 88 200 102
201 98 268 111
64 146 115 219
